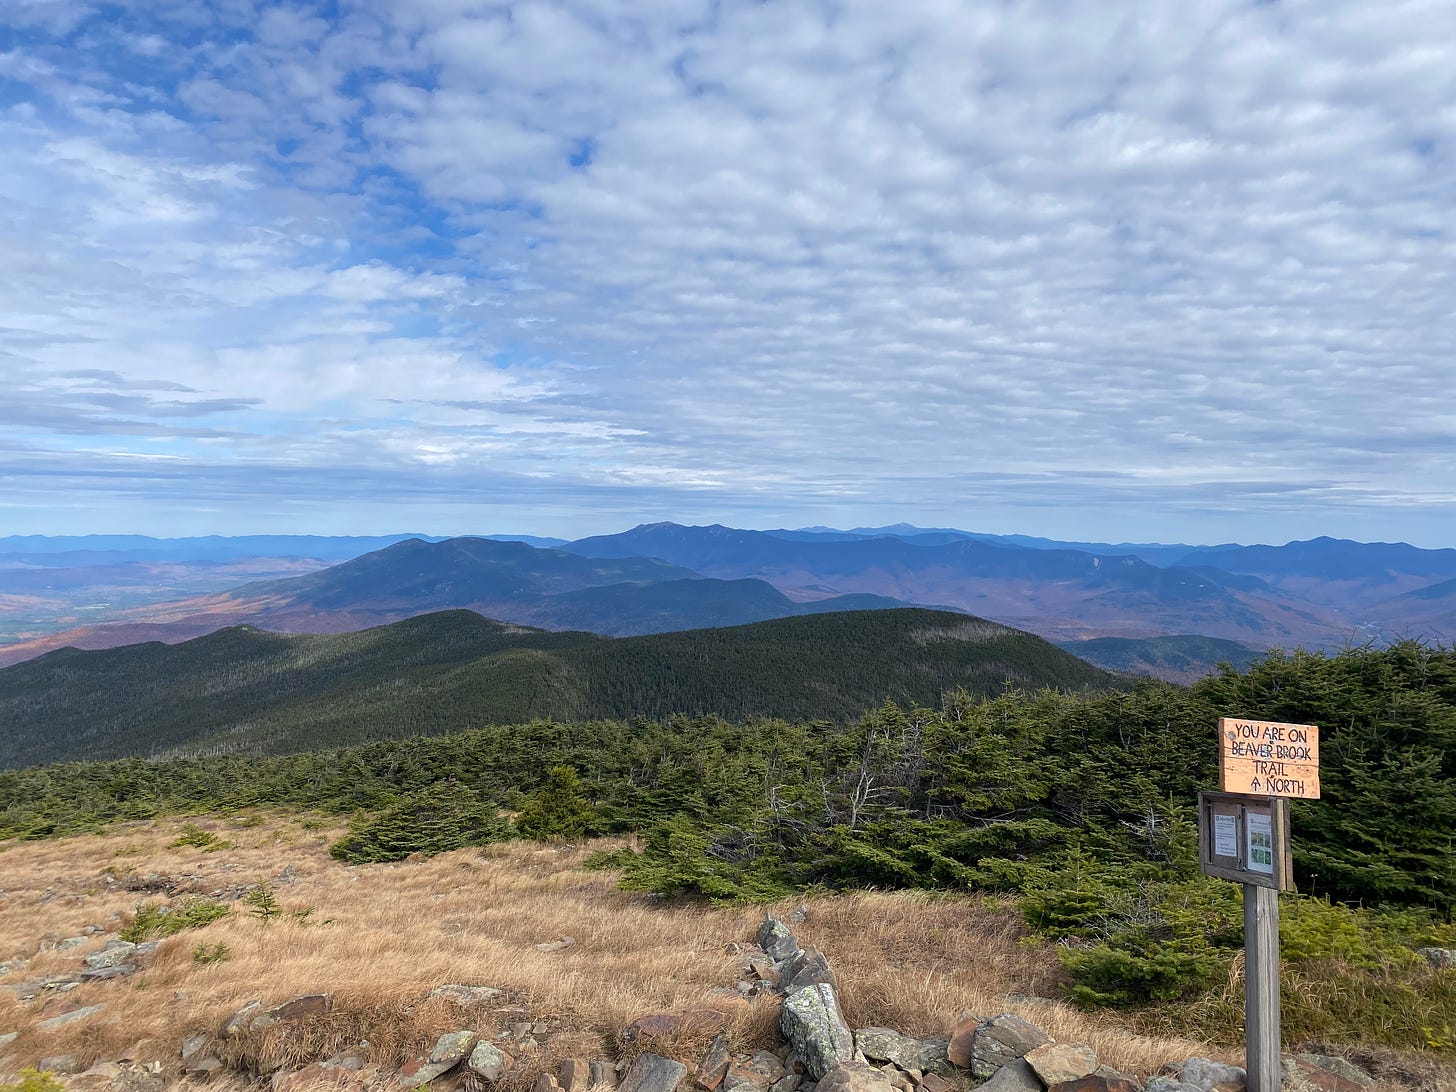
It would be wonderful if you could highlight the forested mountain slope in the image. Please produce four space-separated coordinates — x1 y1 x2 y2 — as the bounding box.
0 607 1113 767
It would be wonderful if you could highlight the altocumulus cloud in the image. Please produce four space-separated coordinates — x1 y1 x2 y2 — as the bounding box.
1 0 1454 542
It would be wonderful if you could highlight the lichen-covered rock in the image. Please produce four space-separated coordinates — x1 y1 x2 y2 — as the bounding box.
468 1042 511 1082
1177 1058 1246 1092
84 943 138 969
1417 947 1456 970
1024 1042 1097 1086
619 1053 689 1092
968 1015 1050 1080
813 1062 892 1092
1281 1054 1375 1092
781 985 855 1080
853 1029 948 1074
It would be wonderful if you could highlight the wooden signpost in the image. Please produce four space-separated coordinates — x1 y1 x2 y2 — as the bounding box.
1199 718 1321 1092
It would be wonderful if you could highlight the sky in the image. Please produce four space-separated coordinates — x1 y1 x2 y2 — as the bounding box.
2 1 1454 547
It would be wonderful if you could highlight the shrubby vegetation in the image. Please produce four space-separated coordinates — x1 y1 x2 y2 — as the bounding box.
1 640 1452 1031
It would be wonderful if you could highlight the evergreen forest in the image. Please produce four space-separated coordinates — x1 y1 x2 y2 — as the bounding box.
1 639 1453 1047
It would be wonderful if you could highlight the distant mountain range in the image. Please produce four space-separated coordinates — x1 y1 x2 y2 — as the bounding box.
0 537 928 666
0 607 1114 767
2 523 1454 680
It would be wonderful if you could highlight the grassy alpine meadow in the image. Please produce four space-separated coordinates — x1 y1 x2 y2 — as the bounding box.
0 813 1224 1086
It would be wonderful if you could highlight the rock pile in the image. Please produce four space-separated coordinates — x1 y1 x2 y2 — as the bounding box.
0 912 1387 1092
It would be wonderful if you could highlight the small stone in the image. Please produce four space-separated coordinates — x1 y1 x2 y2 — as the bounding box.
80 1063 123 1081
38 1003 106 1031
431 1030 476 1064
560 1058 593 1092
0 1032 18 1050
619 1053 689 1092
696 1033 733 1090
770 1077 803 1092
1281 1054 1374 1092
430 984 504 1005
535 936 577 952
918 1075 953 1092
181 1035 212 1061
1024 1042 1097 1086
591 1059 618 1089
814 1062 894 1092
220 1000 264 1037
81 965 136 981
972 1059 1041 1092
1045 1078 1140 1092
38 1055 82 1074
468 1042 511 1082
1143 1079 1196 1092
250 993 334 1031
57 937 89 950
185 1055 225 1078
787 905 809 924
275 1064 349 1092
1177 1058 1246 1092
538 1076 563 1092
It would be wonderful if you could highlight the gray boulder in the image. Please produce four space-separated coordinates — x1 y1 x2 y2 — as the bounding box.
853 1029 948 1074
394 1030 475 1087
1417 947 1456 970
84 942 138 969
969 1014 1050 1080
814 1063 892 1092
973 1060 1041 1092
1023 1042 1097 1086
619 1053 689 1092
762 921 801 962
780 948 837 993
468 1041 510 1082
38 1004 106 1031
781 985 856 1080
1178 1057 1246 1091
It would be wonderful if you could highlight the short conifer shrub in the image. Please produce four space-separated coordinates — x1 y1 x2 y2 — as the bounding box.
329 785 512 863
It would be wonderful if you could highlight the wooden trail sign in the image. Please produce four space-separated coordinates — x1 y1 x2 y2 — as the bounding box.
1202 717 1324 1092
1218 717 1320 799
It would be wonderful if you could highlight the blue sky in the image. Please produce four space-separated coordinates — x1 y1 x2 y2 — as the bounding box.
2 0 1454 545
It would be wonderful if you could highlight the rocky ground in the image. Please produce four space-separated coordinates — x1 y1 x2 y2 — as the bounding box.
0 814 1447 1092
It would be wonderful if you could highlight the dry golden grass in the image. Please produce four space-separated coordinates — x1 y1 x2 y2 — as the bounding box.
0 811 1346 1088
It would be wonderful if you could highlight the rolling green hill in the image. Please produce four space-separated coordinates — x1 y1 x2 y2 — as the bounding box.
0 608 1116 768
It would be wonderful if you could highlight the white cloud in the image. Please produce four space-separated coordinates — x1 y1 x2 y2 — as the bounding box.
1 0 1455 543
